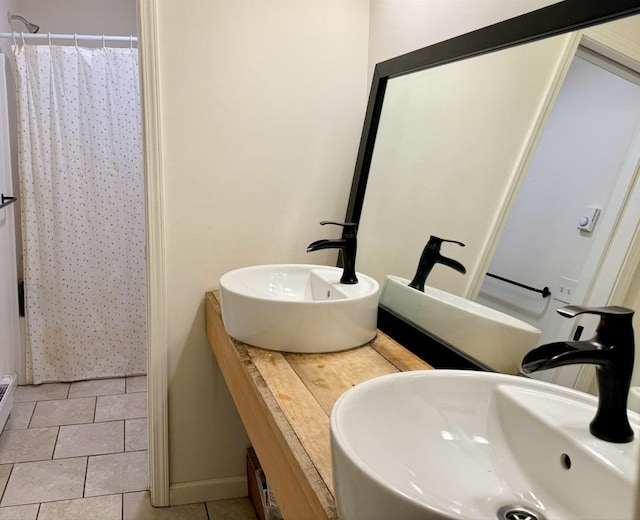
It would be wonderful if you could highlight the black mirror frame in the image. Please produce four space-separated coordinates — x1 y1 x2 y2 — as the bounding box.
344 0 640 369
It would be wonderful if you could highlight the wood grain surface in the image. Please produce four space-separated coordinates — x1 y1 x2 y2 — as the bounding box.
205 291 432 520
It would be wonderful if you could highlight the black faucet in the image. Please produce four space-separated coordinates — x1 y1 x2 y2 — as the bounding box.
408 236 466 292
522 305 635 443
307 221 358 284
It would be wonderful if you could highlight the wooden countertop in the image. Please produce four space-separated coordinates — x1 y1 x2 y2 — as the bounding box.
205 291 433 520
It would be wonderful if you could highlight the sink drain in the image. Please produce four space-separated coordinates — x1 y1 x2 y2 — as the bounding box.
497 505 547 520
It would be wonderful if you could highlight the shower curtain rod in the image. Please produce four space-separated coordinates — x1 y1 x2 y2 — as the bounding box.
0 32 137 44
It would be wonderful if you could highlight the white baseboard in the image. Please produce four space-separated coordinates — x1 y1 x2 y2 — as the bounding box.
169 476 248 506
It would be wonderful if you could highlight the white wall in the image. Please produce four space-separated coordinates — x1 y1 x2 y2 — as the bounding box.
367 0 562 79
18 0 137 36
597 13 640 46
625 261 640 388
152 0 370 499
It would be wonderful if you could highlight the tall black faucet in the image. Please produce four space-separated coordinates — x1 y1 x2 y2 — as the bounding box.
408 236 466 292
522 305 635 443
307 221 358 284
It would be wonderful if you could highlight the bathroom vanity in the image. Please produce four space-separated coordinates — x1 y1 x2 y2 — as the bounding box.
205 291 432 520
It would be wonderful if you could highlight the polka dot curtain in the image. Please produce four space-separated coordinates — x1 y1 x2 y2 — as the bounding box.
13 44 146 384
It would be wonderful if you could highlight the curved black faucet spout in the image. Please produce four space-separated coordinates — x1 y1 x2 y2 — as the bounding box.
306 239 336 252
521 305 635 443
307 222 358 284
438 257 466 275
521 340 610 373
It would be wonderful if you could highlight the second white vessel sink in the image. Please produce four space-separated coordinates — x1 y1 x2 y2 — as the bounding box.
219 264 379 353
331 370 639 520
380 275 541 373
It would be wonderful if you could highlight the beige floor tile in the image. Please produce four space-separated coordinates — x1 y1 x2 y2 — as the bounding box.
206 497 258 520
14 383 69 403
1 457 86 506
54 421 124 459
4 402 36 430
69 378 126 398
125 418 148 452
85 450 148 496
0 504 39 520
0 464 11 495
95 393 147 422
0 427 57 463
30 397 96 428
38 494 122 520
126 376 147 394
123 491 207 520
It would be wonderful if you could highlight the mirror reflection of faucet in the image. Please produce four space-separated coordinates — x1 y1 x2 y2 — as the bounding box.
522 305 635 443
307 221 359 284
408 235 466 292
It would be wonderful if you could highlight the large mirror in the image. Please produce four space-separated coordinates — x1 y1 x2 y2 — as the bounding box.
345 1 640 389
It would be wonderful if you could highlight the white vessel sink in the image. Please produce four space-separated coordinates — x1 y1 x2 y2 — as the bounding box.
380 275 541 373
331 370 639 520
219 264 379 353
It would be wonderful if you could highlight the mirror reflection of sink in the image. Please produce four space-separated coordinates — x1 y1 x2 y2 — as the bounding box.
380 275 541 373
331 370 639 520
219 264 379 353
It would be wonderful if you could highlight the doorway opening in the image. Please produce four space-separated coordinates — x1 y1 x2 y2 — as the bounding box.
477 44 640 391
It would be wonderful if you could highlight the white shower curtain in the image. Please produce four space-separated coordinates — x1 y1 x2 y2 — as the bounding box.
14 44 146 384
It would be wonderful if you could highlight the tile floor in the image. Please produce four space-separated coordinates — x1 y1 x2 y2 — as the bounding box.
0 377 258 520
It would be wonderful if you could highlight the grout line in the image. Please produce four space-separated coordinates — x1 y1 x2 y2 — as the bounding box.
24 401 36 430
51 425 61 460
26 401 38 429
63 490 131 500
0 499 41 507
29 419 100 429
0 464 14 505
82 456 89 498
28 402 35 429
